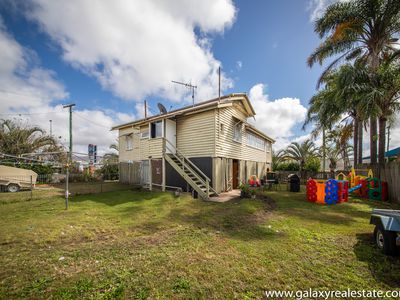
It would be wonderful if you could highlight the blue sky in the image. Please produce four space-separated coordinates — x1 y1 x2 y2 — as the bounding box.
0 0 344 153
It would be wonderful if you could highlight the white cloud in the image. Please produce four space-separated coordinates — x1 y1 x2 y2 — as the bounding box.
0 19 134 156
236 61 242 70
26 0 236 103
248 83 308 150
307 0 351 22
389 117 400 151
0 18 67 112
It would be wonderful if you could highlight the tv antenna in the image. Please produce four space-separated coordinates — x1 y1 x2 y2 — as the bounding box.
171 80 197 106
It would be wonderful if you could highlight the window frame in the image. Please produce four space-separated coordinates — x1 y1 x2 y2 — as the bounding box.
246 131 266 151
150 120 163 139
233 120 242 143
140 127 149 139
125 134 133 151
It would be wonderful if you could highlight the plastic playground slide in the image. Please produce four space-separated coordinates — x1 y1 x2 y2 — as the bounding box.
349 184 362 193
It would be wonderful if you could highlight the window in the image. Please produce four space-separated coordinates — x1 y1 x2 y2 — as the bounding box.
233 120 242 142
125 134 133 150
266 142 272 153
246 131 266 150
141 127 149 139
151 120 163 138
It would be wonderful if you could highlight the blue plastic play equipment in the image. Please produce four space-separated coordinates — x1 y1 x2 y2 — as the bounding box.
349 184 362 193
325 179 339 204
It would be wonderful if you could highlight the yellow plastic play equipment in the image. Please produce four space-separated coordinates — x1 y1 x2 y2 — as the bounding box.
335 172 347 180
348 168 373 188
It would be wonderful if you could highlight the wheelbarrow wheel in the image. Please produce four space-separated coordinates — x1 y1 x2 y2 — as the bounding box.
373 224 398 256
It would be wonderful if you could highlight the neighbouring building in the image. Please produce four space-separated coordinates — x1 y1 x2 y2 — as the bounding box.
112 93 275 200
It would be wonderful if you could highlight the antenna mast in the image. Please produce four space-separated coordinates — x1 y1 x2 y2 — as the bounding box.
171 80 197 106
218 66 221 100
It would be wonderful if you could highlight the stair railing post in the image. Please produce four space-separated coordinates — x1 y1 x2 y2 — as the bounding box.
162 138 166 191
206 179 209 198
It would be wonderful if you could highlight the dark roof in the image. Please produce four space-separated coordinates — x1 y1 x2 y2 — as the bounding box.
363 146 400 159
111 93 255 130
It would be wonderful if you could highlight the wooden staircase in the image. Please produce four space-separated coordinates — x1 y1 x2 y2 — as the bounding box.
164 139 217 200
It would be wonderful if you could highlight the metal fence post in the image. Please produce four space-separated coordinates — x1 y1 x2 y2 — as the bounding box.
65 167 69 210
149 159 152 191
30 175 33 201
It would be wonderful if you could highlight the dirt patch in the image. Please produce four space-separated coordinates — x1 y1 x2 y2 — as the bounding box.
258 194 277 211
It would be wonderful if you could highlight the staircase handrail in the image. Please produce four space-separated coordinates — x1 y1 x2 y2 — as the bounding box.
164 138 211 183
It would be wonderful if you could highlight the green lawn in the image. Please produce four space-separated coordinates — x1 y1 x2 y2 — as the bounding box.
0 188 399 299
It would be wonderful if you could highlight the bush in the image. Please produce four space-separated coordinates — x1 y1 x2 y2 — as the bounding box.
275 162 300 171
98 164 119 180
304 157 320 172
239 183 251 198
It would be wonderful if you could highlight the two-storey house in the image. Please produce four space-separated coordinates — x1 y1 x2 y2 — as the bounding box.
112 93 274 200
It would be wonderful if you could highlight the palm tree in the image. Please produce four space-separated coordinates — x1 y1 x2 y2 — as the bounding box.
373 60 400 164
308 0 400 165
284 139 319 171
326 124 354 170
325 144 341 177
272 149 285 171
102 142 119 164
0 119 58 156
303 70 344 171
304 64 371 167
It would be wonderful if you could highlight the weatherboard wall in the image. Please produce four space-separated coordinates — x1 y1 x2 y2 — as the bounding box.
215 105 270 163
175 109 216 157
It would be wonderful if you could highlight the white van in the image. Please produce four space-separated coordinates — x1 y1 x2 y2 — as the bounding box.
0 165 38 192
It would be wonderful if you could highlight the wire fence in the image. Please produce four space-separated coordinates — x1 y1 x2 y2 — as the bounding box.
0 172 135 204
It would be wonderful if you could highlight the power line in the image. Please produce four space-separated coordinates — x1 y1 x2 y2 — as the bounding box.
74 112 112 129
0 88 45 98
0 111 64 116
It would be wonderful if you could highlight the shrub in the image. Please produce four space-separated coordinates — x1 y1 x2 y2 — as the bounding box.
275 162 300 171
304 157 320 172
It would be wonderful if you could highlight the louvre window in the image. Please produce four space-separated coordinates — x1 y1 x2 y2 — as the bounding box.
246 131 265 150
233 120 242 142
125 134 133 150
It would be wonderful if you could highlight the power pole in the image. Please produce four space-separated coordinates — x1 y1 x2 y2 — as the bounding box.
63 104 75 161
49 119 53 136
62 103 75 210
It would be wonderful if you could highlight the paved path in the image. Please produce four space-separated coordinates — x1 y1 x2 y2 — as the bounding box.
209 189 240 203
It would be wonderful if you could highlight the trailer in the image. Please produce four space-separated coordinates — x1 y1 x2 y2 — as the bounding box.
0 165 37 192
370 209 400 255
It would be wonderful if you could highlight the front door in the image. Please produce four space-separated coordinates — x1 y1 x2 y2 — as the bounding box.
165 119 176 154
232 159 239 189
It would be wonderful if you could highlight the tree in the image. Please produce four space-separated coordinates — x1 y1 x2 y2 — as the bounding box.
308 0 400 165
303 70 344 170
326 124 354 170
100 142 119 179
283 140 319 171
325 144 341 173
0 119 58 156
272 150 285 171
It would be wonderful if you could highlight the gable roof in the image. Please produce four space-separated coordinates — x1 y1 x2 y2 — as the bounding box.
111 93 255 131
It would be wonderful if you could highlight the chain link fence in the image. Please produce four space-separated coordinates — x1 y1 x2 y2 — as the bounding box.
0 172 134 204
